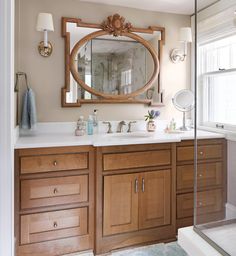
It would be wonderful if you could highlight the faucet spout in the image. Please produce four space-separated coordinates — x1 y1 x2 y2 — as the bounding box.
117 121 126 133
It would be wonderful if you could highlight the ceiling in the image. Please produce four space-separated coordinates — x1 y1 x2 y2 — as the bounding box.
79 0 219 15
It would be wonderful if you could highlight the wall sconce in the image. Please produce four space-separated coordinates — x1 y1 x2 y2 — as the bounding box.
36 13 54 57
170 27 192 63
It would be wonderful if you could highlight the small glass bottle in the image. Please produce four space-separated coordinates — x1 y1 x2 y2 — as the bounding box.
87 115 94 135
75 116 86 136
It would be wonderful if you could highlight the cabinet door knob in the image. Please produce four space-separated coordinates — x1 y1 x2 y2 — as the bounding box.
198 173 203 178
53 188 58 194
53 161 57 166
199 151 204 156
53 222 58 228
198 201 203 207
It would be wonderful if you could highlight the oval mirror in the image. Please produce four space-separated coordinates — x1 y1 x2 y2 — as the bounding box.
70 30 159 99
172 89 194 131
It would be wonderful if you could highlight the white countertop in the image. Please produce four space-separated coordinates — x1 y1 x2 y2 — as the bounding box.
15 129 225 149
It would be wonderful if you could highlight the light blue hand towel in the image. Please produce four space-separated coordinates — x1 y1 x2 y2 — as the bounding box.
20 88 37 130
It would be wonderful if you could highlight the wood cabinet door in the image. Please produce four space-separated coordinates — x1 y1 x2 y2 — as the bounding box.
103 173 139 236
139 170 171 230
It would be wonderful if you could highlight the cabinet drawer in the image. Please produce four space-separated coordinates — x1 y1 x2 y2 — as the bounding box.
177 189 223 219
20 153 88 174
20 207 88 245
177 144 222 162
103 150 171 171
21 175 88 209
177 162 223 191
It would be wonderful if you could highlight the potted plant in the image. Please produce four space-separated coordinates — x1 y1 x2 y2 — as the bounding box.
145 110 160 132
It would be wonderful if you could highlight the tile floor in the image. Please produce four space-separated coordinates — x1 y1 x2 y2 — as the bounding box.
66 242 188 256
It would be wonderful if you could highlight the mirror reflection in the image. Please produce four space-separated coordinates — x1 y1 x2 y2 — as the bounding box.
65 22 161 104
76 37 154 99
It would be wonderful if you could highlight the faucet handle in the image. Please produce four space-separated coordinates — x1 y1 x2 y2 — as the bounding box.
127 121 137 133
103 122 112 134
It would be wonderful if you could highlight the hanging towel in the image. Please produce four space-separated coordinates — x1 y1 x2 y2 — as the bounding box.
20 88 37 130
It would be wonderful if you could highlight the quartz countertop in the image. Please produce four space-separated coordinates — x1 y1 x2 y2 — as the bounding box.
15 129 225 149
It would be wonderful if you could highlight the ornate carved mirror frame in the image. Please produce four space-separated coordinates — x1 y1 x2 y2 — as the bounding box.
61 14 165 107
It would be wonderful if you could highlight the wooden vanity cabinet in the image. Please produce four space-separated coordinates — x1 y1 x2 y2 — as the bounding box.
176 139 227 230
15 146 94 256
95 143 176 254
14 138 227 255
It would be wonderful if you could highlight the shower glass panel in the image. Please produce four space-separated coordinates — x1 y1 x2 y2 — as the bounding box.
194 1 236 255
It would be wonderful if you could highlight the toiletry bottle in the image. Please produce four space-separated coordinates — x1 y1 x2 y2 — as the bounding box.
87 115 94 135
170 118 176 131
173 119 176 130
75 116 86 136
93 109 98 134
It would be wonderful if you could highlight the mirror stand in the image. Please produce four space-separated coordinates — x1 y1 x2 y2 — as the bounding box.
180 111 190 131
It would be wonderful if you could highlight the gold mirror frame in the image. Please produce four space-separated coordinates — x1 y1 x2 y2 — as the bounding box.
61 14 165 107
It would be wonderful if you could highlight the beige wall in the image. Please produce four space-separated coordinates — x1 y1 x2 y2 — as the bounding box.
15 0 191 122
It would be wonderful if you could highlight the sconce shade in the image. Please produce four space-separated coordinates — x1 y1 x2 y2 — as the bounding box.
36 13 54 32
179 27 192 42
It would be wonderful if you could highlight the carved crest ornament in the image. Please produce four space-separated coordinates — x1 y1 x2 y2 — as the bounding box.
102 14 132 36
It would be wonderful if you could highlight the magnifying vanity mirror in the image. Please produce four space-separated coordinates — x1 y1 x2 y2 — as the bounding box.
172 89 194 131
61 14 165 107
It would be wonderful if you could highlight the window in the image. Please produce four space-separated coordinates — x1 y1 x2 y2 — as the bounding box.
121 69 132 94
199 34 236 130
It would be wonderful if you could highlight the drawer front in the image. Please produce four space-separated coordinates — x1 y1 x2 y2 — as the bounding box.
177 193 194 219
103 150 171 171
21 175 88 209
20 153 88 174
177 189 223 219
177 162 223 191
177 144 222 162
20 207 88 245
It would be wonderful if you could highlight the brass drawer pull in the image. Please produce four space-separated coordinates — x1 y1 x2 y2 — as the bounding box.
142 178 145 192
135 179 138 193
53 221 58 228
53 161 57 166
53 188 58 194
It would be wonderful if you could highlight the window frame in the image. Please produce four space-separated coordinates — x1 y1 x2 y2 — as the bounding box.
198 34 236 132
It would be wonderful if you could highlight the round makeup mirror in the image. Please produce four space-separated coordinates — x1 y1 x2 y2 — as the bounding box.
172 89 194 131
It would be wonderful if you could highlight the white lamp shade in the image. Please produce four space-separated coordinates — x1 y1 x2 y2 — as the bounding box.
179 27 192 43
36 13 54 32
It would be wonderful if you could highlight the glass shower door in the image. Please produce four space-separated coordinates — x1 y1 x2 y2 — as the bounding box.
194 1 236 255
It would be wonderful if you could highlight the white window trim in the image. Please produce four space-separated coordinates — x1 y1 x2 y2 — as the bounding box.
198 38 236 132
191 4 236 135
0 0 15 255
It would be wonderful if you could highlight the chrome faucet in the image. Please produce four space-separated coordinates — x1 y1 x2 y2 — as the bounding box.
103 121 112 133
127 121 137 133
117 121 126 133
